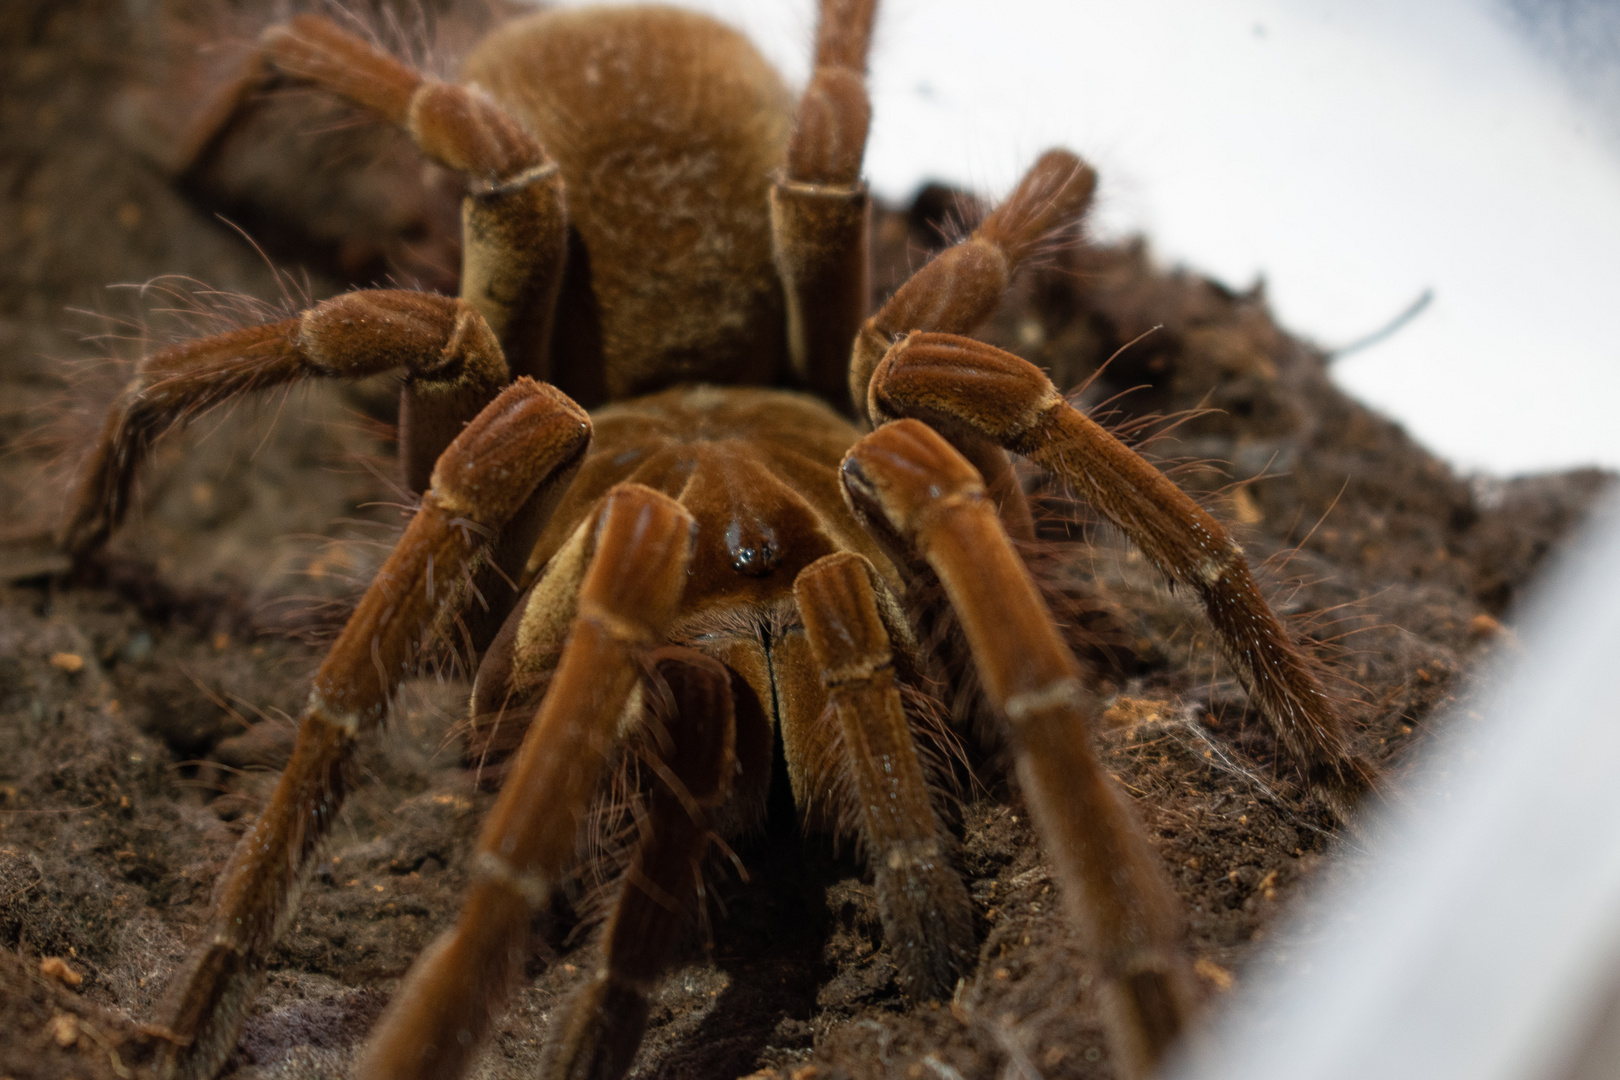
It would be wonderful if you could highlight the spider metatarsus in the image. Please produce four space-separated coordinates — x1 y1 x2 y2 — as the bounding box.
59 2 1376 1078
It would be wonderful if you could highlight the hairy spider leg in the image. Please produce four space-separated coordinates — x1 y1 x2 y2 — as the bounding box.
63 16 583 644
250 15 568 475
64 14 571 557
851 148 1099 541
149 379 589 1080
866 333 1377 817
842 420 1197 1079
62 290 507 558
540 647 748 1080
181 13 568 401
771 0 878 410
795 551 976 1000
353 485 696 1080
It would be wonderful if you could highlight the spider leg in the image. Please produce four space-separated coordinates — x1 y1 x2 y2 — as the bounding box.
849 148 1094 421
850 149 1097 539
841 419 1195 1079
63 290 510 559
867 332 1377 816
171 14 568 385
771 0 877 410
150 379 590 1080
541 647 740 1080
353 484 696 1080
794 551 975 1001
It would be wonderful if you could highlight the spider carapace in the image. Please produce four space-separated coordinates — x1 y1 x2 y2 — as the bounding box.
59 3 1375 1078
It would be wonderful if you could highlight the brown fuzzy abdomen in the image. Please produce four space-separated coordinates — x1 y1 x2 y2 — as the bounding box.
462 6 795 402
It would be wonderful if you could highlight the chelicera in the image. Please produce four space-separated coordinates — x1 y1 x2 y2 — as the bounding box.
60 3 1375 1077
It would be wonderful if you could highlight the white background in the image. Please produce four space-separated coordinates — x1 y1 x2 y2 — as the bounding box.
555 0 1620 479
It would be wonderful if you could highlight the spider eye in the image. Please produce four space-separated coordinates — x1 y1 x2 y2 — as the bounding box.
724 518 781 576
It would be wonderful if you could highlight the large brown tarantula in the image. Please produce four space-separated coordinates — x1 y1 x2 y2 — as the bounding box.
59 2 1375 1077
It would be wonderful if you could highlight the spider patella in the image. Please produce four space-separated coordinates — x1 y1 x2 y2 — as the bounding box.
61 2 1375 1077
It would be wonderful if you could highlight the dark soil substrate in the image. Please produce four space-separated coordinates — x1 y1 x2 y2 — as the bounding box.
1 3 1611 1078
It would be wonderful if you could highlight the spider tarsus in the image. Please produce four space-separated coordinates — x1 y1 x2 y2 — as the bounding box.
1103 966 1192 1078
1307 753 1381 829
874 845 977 1003
152 941 263 1080
812 0 878 73
541 975 650 1080
263 15 420 126
978 148 1097 265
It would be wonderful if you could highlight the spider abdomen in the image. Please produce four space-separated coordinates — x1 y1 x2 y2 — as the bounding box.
462 7 796 403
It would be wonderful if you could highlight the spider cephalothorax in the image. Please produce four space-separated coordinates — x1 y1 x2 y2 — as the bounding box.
60 3 1374 1078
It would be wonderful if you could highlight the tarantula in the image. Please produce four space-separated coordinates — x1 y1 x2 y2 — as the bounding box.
60 2 1375 1077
